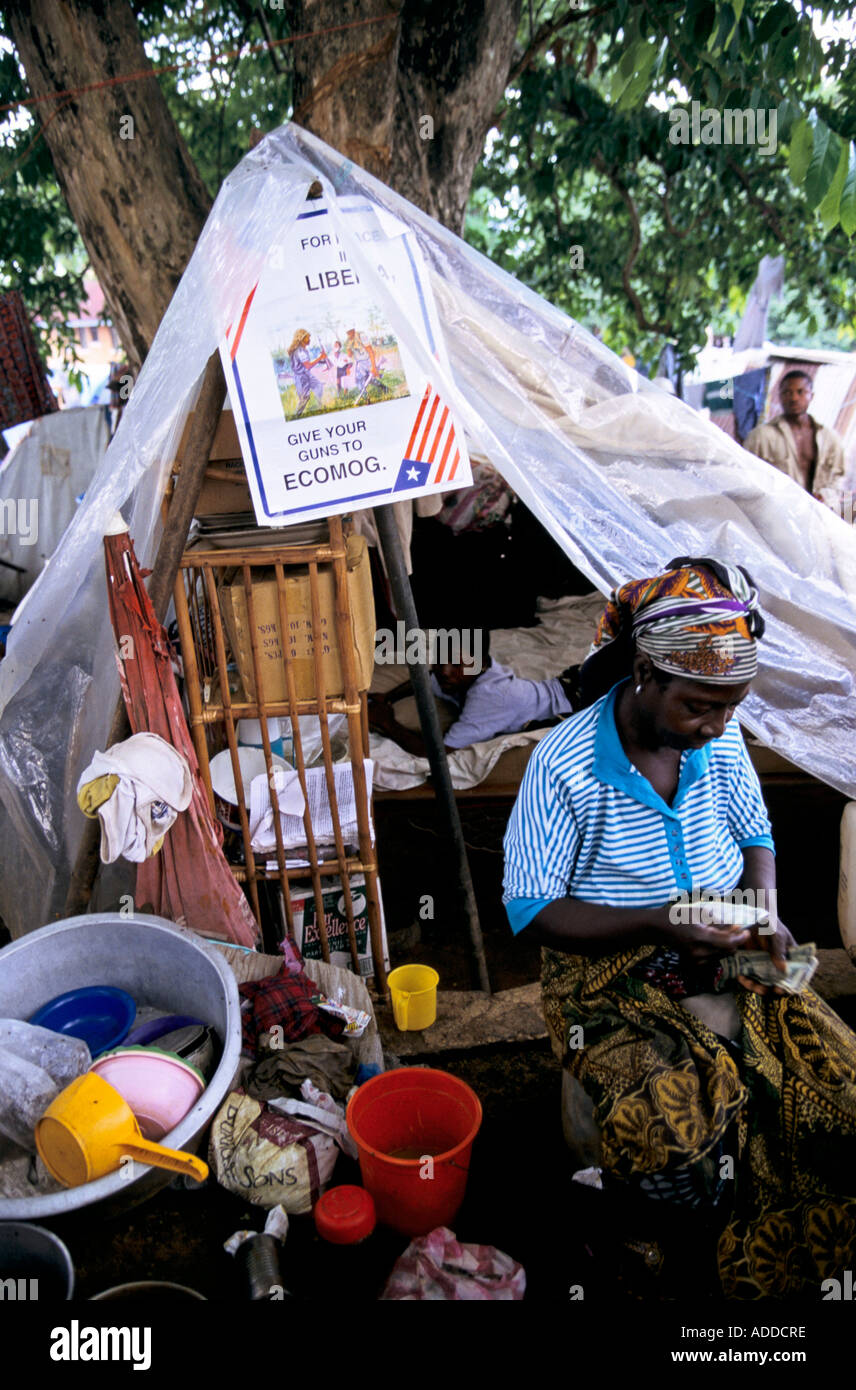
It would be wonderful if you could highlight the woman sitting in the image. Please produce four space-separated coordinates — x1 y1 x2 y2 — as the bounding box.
503 556 856 1298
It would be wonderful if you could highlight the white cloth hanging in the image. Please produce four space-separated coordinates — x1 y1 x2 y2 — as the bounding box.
77 732 193 863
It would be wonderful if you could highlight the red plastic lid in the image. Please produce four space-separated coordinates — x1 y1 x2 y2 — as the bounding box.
314 1185 376 1245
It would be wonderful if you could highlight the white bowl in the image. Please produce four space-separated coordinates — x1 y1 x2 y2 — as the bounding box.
209 746 288 807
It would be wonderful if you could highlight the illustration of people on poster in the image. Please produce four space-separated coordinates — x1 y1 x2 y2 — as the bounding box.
220 196 472 527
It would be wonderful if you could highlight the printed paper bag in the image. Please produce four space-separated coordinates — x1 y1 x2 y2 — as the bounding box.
209 1088 338 1211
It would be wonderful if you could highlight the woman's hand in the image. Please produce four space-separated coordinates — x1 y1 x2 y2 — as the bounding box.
736 917 797 997
658 903 751 961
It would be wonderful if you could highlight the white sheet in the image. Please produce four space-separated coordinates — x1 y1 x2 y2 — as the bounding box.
371 593 602 789
0 406 110 605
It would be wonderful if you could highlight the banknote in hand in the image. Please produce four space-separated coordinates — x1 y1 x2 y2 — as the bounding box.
716 942 818 994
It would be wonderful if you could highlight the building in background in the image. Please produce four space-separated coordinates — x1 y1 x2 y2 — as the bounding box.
45 278 123 407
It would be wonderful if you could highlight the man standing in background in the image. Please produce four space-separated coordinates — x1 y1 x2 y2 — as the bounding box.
744 369 847 509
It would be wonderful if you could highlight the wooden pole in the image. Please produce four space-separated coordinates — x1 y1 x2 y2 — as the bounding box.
306 553 362 971
373 505 491 994
62 351 226 918
147 354 227 624
202 565 263 930
327 516 386 991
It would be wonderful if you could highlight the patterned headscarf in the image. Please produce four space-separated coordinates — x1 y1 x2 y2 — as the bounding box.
585 557 764 687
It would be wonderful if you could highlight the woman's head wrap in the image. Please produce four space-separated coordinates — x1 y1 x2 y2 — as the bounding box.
580 557 764 701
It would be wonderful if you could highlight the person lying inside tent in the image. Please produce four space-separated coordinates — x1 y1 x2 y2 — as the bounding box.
503 557 856 1298
367 627 576 755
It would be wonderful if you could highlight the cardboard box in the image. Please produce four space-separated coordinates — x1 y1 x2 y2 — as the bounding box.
288 874 390 979
219 532 375 700
196 468 253 516
174 408 253 515
176 407 244 464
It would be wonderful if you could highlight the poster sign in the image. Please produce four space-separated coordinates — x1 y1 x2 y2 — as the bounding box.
219 196 471 526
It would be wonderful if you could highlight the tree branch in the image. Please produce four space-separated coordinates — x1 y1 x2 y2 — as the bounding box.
724 155 787 244
254 1 285 74
594 153 674 337
214 15 256 185
507 4 613 86
661 181 699 240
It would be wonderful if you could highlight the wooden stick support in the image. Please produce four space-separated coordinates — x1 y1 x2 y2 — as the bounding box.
63 351 226 919
373 503 491 994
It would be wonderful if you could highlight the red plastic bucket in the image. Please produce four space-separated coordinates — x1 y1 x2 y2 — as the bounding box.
346 1067 482 1237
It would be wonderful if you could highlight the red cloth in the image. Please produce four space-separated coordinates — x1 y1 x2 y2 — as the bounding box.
0 290 57 430
239 964 345 1053
103 530 257 947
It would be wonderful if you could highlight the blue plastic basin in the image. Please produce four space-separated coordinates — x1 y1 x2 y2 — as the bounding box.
29 984 136 1057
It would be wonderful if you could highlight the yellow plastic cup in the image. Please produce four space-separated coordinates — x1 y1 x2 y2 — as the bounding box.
35 1073 209 1188
387 965 439 1032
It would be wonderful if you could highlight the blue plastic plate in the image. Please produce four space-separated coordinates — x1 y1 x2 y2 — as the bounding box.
29 985 136 1058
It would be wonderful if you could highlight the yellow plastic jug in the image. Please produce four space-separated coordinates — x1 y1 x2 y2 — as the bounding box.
387 965 439 1031
35 1073 209 1187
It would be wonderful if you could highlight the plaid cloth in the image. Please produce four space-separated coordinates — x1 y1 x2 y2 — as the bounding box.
239 964 345 1055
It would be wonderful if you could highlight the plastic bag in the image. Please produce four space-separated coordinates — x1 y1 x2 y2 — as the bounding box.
0 1019 91 1087
268 1078 358 1158
209 1084 342 1212
381 1227 526 1301
0 1046 60 1151
312 990 371 1038
296 713 348 766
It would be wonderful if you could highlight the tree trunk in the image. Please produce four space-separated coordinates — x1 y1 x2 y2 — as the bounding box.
7 0 521 358
288 0 522 233
5 0 212 372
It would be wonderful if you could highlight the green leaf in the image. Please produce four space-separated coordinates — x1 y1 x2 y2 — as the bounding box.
789 117 813 185
615 40 658 110
776 98 796 141
720 0 745 53
756 2 799 45
611 42 641 103
817 142 849 230
840 145 856 237
707 5 733 52
805 122 843 211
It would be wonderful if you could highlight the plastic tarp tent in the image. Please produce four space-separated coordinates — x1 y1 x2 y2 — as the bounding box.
1 121 855 939
0 406 111 603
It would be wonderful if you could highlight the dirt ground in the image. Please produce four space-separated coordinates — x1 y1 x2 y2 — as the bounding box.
43 1036 723 1304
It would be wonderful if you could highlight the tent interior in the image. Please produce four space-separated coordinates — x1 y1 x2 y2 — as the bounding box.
1 121 855 954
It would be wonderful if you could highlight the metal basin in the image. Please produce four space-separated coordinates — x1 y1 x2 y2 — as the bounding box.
0 1221 74 1297
0 914 241 1219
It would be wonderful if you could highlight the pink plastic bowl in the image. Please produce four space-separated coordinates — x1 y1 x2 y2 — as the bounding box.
89 1048 205 1140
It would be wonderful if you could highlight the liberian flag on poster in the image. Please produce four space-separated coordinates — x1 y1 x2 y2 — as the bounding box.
219 195 471 527
390 385 462 493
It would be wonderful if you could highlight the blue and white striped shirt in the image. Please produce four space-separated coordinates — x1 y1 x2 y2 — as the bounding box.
502 681 774 934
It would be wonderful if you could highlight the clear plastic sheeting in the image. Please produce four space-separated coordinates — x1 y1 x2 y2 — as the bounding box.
0 405 111 603
1 121 855 938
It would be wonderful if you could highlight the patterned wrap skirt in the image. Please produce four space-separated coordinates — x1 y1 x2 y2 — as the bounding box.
542 943 856 1298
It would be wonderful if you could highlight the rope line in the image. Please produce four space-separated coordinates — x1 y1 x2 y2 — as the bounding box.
0 12 398 116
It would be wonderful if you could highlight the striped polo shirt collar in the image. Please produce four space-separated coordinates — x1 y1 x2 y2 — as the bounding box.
592 681 712 820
